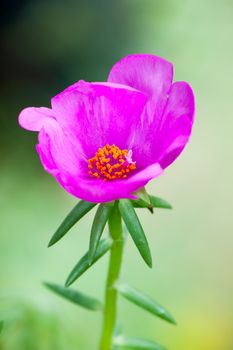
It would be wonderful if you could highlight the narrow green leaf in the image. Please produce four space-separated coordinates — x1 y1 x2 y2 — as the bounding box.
114 335 166 350
44 282 102 311
0 321 3 334
48 200 96 247
132 195 172 210
88 203 112 264
66 238 112 287
117 283 176 325
119 199 152 267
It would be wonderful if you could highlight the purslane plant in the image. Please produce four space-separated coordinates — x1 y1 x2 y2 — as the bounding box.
19 54 195 350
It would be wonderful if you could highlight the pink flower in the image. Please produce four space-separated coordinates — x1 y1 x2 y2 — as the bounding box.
19 54 195 203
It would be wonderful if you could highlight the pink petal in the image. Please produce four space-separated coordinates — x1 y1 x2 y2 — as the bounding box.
19 107 55 131
155 81 195 168
108 54 173 122
129 81 194 169
107 54 174 168
51 80 147 158
56 163 163 203
36 118 86 177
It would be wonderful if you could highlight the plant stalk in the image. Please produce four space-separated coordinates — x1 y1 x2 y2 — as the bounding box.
99 201 124 350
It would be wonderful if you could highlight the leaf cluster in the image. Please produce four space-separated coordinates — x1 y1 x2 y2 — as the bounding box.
45 193 173 349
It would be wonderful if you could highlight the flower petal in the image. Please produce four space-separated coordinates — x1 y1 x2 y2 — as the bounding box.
155 81 195 168
107 54 174 169
128 81 194 169
36 118 86 177
56 163 163 203
51 80 147 158
108 54 173 121
19 107 55 131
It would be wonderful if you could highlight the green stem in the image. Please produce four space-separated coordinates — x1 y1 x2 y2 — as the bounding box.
99 201 124 350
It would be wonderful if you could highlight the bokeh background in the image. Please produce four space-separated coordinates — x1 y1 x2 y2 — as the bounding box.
1 0 233 349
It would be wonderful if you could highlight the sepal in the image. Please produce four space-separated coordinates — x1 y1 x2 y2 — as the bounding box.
132 195 172 210
133 187 153 212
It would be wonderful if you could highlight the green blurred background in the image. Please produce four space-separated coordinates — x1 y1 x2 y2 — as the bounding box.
1 0 233 349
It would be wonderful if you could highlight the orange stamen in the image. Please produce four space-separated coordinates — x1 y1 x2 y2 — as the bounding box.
88 144 136 181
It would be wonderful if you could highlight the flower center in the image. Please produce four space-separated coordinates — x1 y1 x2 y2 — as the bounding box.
88 144 136 181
